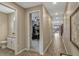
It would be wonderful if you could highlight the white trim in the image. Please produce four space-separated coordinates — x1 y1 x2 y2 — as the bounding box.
39 6 43 55
40 52 44 55
43 39 53 55
29 10 40 14
25 48 29 51
15 48 27 55
24 48 43 55
14 10 18 55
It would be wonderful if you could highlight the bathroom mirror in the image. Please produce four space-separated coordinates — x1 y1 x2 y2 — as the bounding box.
70 7 79 49
0 3 16 55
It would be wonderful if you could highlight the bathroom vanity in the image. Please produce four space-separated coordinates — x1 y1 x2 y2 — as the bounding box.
7 35 16 50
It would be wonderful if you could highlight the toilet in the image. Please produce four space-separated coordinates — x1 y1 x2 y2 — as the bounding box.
0 40 7 49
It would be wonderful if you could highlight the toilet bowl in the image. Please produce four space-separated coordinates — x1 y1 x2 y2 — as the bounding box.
0 40 7 49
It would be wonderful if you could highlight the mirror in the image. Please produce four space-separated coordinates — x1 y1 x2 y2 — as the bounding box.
70 7 79 49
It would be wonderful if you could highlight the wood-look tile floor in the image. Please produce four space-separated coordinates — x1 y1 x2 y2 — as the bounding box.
52 33 66 56
18 50 41 56
44 32 66 56
19 32 66 56
0 48 15 56
0 32 66 56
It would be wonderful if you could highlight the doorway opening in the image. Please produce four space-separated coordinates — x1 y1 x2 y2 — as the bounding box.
29 11 40 52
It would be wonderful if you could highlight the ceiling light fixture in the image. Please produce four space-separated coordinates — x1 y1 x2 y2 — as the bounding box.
56 17 58 19
53 2 57 4
55 13 58 15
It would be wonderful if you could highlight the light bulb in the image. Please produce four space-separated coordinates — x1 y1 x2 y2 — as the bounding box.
53 2 57 4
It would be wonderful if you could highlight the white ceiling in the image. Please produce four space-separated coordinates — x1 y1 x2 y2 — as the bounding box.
43 2 66 15
0 4 15 14
16 2 42 8
43 2 66 25
16 2 66 25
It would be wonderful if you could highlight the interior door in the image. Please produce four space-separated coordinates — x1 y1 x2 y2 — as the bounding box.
30 11 40 51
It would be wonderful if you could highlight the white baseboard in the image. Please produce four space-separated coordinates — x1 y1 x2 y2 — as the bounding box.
39 52 44 55
15 39 52 55
62 38 68 54
25 48 29 51
15 48 26 55
43 39 53 55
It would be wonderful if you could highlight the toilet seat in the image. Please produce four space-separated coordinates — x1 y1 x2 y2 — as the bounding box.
0 40 7 49
0 40 7 44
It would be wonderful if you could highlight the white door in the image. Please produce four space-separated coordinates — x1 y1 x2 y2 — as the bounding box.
30 11 40 51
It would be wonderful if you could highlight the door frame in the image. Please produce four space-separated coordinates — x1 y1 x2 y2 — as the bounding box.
28 10 41 52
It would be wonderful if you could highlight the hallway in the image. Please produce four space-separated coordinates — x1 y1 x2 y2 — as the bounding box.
53 32 66 55
44 32 65 56
18 32 65 56
0 2 79 56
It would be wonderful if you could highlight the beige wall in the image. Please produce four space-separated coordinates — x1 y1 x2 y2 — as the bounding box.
1 3 26 54
63 2 79 55
42 6 52 52
0 12 8 42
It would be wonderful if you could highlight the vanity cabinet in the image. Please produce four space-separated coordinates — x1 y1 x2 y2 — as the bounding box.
7 37 16 50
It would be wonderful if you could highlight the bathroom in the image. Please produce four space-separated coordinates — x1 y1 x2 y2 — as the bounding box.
0 3 16 55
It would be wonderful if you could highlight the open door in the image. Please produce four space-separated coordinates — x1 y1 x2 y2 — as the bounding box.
29 11 40 52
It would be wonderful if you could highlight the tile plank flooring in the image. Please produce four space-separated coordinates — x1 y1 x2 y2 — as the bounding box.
0 48 14 56
19 32 66 56
18 50 41 56
0 32 66 56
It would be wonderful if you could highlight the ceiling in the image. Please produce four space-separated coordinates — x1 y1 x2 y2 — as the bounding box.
43 2 66 25
16 2 42 8
0 4 15 14
16 2 66 25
